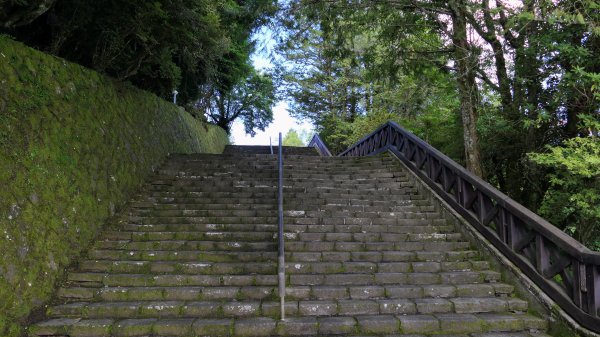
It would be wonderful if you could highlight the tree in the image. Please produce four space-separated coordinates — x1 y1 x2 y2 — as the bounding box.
448 0 484 177
529 117 600 250
276 0 462 156
282 129 305 146
2 0 277 104
0 0 56 27
205 69 276 135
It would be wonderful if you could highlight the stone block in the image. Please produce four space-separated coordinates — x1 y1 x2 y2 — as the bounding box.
152 319 194 336
357 315 399 334
222 302 260 317
276 317 318 336
113 319 156 337
349 286 384 299
337 300 379 315
422 285 456 298
312 286 348 300
379 299 416 314
234 317 276 337
386 285 422 298
415 298 453 313
436 313 483 334
192 318 233 336
298 301 337 316
69 319 114 337
398 315 439 334
318 316 357 335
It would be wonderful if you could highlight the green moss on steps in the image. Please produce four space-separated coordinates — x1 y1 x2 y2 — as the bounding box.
0 35 228 337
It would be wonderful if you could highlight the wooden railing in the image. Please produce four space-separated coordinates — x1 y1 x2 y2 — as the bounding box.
337 121 600 333
308 134 332 157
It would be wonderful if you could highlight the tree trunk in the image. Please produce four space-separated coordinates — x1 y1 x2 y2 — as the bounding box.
449 0 484 178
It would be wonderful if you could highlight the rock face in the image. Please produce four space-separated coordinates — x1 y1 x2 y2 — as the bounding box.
29 146 552 336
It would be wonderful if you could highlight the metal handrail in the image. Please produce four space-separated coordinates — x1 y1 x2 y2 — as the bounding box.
308 134 333 157
337 121 600 332
277 132 286 320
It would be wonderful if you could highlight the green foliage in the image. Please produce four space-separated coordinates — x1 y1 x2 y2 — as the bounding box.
276 1 462 157
529 118 600 250
282 128 305 146
0 37 228 337
0 0 56 27
4 0 276 105
205 69 276 135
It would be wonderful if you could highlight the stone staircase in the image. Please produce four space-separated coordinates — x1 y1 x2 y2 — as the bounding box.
222 145 318 155
30 146 552 337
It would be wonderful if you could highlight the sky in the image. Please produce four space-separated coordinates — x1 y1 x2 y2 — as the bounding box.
229 28 314 145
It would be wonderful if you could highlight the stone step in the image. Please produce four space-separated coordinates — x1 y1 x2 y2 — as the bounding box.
62 270 501 287
144 185 421 195
151 171 405 180
114 222 456 235
150 172 408 182
77 259 490 275
47 296 528 320
57 283 514 302
130 197 433 207
103 218 455 234
104 218 451 234
157 163 402 173
98 230 463 247
65 272 276 287
97 232 468 250
284 240 470 252
30 313 547 336
97 225 461 241
148 177 411 187
135 193 429 204
116 216 448 227
287 271 501 285
94 240 277 251
161 156 395 164
92 242 479 261
127 203 436 213
124 209 441 220
223 145 318 155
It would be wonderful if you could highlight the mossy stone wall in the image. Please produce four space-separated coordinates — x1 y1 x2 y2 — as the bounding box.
0 36 228 336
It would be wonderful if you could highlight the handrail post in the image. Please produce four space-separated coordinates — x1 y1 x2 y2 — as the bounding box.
277 132 285 320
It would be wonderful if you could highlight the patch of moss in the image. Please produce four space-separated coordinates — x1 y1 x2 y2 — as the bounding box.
0 36 228 337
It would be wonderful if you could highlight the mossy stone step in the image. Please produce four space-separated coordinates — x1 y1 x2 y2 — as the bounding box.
78 259 491 276
47 297 528 320
94 240 277 251
56 283 514 302
126 209 441 220
148 176 410 187
30 313 547 337
91 241 479 261
127 203 435 214
286 271 501 286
